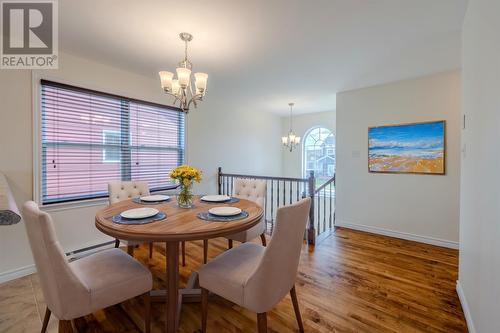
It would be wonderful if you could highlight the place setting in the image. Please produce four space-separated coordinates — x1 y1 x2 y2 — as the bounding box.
132 194 171 205
197 205 249 222
199 194 240 204
111 207 167 225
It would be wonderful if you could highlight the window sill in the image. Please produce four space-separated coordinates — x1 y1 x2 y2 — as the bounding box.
40 189 179 212
41 197 109 212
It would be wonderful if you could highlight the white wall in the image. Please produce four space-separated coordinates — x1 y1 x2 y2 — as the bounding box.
281 110 336 178
336 71 461 247
188 101 282 194
458 0 500 332
0 52 281 280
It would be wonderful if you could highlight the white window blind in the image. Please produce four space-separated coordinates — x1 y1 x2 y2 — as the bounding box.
40 80 184 204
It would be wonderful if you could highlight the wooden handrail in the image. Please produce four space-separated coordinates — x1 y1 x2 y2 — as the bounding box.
218 172 308 183
217 167 335 246
315 175 335 193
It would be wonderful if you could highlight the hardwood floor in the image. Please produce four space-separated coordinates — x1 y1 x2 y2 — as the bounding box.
0 228 467 332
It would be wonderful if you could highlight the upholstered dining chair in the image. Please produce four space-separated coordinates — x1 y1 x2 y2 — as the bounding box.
22 201 152 333
227 178 267 248
201 178 266 265
108 180 188 264
108 181 153 257
199 197 311 333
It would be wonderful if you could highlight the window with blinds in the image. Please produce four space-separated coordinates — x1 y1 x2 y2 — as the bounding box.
40 80 184 204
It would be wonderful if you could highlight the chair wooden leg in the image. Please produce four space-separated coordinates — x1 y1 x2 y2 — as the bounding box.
144 292 151 333
114 239 120 248
58 320 73 333
70 320 79 333
41 307 51 333
290 285 304 333
203 239 208 264
201 287 209 333
228 239 233 249
149 243 153 259
260 233 267 246
257 312 267 333
127 245 134 256
181 241 186 266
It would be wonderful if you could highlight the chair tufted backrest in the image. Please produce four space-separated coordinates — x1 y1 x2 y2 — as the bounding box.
108 181 150 204
233 178 266 208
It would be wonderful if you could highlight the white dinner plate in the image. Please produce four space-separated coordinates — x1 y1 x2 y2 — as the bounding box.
201 195 231 202
208 207 242 217
120 208 159 219
140 195 170 202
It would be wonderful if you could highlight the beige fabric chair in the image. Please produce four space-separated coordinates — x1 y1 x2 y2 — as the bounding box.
22 201 152 333
108 181 154 257
226 178 267 247
202 178 266 264
108 180 189 264
108 180 149 254
199 198 311 333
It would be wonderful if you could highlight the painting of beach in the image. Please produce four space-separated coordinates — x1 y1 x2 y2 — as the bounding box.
368 121 445 174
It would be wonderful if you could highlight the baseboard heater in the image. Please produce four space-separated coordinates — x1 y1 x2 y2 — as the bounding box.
66 240 115 262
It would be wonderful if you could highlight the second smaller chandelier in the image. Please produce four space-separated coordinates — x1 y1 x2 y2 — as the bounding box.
282 102 301 152
159 32 208 113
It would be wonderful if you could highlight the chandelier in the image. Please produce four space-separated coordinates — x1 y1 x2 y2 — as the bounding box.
158 32 208 113
282 102 301 152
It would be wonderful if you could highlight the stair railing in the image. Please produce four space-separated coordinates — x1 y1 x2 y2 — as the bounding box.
217 167 335 244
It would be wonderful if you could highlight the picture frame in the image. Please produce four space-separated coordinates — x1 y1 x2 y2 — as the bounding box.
368 120 446 175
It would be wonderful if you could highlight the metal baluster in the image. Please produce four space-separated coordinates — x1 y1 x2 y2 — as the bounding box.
277 181 280 209
283 180 286 206
329 183 332 229
296 181 299 201
317 191 320 236
323 187 326 233
270 180 274 231
264 180 268 233
289 181 292 204
230 177 233 196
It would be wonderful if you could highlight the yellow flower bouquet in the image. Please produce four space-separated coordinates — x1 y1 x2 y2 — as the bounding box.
170 165 202 208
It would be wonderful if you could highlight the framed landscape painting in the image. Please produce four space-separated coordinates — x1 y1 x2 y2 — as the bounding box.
368 120 445 175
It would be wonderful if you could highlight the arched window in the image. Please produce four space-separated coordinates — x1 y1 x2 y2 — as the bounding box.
303 127 335 187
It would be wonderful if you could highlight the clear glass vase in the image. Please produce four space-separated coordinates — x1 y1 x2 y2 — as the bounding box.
177 183 194 208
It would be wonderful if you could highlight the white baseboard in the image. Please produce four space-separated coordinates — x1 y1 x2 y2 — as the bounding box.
0 264 36 284
0 241 114 285
335 220 459 249
456 280 476 333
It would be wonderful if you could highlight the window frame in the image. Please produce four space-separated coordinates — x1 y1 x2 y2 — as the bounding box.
33 75 186 208
302 126 336 180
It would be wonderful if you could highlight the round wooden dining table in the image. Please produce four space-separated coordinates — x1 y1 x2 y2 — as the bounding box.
95 196 264 333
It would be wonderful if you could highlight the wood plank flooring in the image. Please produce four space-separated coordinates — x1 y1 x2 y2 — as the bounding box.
0 227 467 332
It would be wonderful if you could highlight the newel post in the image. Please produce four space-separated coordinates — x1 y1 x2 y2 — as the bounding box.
307 170 316 245
217 167 222 195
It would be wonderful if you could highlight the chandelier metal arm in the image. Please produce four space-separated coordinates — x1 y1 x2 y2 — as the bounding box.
159 32 207 113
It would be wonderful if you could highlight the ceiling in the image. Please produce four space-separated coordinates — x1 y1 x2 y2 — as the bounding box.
59 0 467 115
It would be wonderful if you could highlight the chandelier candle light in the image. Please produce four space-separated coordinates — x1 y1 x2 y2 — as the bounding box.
282 102 301 152
159 32 208 113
